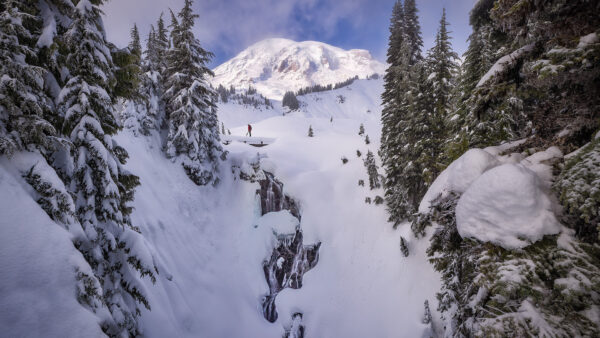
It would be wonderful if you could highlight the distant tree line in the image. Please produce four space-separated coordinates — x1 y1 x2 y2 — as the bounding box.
214 84 273 109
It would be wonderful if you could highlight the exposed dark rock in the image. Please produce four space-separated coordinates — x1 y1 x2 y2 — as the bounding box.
283 313 305 338
257 171 301 220
261 229 320 322
255 170 319 324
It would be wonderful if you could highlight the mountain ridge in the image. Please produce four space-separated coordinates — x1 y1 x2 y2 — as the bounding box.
212 38 386 100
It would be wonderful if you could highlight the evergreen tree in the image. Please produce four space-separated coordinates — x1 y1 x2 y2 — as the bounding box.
428 9 459 118
403 0 423 64
358 123 365 136
380 1 404 167
399 61 433 209
364 134 370 145
119 23 158 136
421 193 600 336
144 25 159 72
308 125 314 137
57 1 156 335
129 23 142 57
112 24 143 101
400 236 409 257
282 91 299 110
381 0 404 121
363 150 380 190
381 42 423 226
0 0 54 156
441 0 502 164
140 25 164 131
422 300 432 324
163 0 222 185
555 137 600 243
416 9 459 185
155 12 170 74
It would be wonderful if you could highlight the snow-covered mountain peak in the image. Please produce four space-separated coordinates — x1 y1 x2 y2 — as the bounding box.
212 38 386 100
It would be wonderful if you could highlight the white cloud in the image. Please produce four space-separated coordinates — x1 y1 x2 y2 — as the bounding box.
102 0 374 60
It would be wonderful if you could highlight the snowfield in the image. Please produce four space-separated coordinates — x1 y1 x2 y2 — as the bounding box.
0 77 570 336
0 156 104 337
114 78 442 337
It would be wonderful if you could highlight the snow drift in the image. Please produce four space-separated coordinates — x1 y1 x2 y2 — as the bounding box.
421 143 563 249
456 164 561 249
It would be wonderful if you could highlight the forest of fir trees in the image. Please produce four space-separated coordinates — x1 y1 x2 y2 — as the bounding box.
380 0 600 336
0 0 221 336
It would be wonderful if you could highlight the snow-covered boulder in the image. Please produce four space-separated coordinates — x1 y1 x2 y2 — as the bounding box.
419 149 499 213
456 164 561 249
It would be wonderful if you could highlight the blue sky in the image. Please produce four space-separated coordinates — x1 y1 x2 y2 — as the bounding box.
103 0 477 68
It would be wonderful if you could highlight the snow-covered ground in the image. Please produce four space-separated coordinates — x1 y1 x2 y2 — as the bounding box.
218 77 384 130
0 155 104 337
0 72 575 337
112 78 441 337
0 77 441 337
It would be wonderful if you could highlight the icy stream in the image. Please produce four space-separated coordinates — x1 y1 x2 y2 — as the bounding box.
258 171 301 219
257 172 320 329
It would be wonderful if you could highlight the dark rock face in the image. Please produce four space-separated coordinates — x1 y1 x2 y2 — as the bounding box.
262 230 320 322
257 171 301 220
256 171 320 324
284 313 305 338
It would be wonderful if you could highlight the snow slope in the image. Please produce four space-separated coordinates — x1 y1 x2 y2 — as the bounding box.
217 77 384 130
0 69 438 337
0 156 104 338
212 38 386 100
112 77 441 337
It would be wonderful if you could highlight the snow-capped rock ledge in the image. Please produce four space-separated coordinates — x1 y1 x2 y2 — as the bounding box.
421 144 563 249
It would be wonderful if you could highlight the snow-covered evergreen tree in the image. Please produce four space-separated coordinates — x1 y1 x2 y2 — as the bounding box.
416 9 459 185
399 236 409 257
380 0 404 167
57 1 156 335
144 25 159 73
363 150 380 190
155 12 170 75
163 0 222 185
119 23 156 136
428 9 459 119
422 192 600 336
555 137 600 243
308 125 314 137
403 0 423 64
380 0 429 227
0 0 54 156
140 25 165 131
282 91 299 110
358 123 365 136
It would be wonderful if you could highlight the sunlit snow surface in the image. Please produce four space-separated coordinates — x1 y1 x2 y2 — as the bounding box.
117 79 442 337
0 155 104 337
212 38 386 100
1 75 570 336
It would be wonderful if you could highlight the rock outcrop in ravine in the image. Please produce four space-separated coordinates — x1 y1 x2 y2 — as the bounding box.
262 229 320 323
256 171 320 324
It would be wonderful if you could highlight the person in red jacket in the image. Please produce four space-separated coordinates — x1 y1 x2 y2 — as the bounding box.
247 124 252 137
